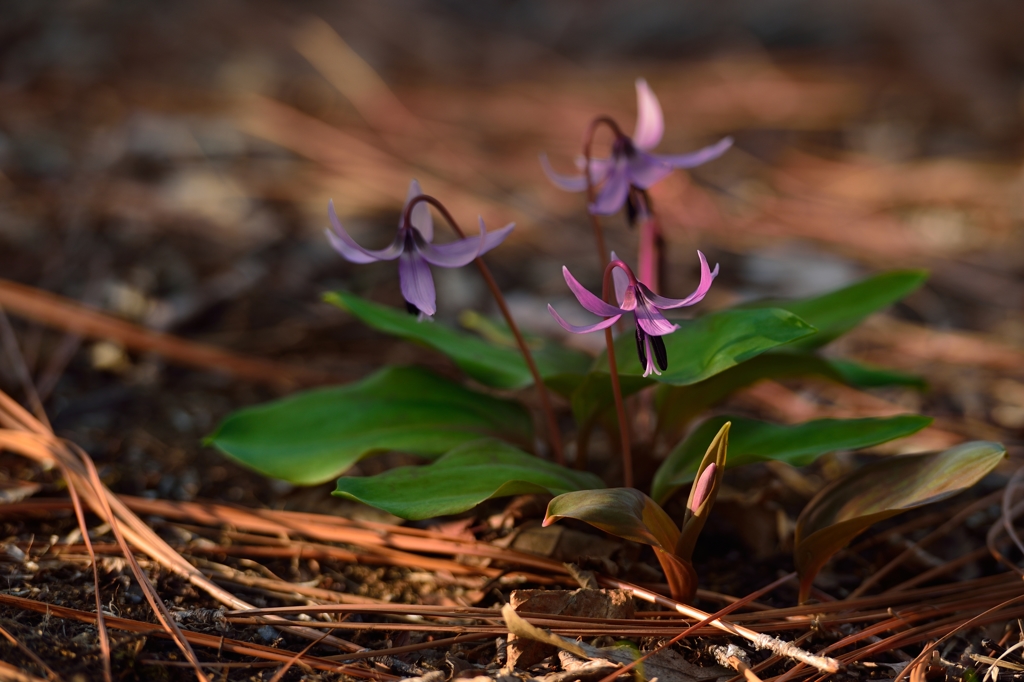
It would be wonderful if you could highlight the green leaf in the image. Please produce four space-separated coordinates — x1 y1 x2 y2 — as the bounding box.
748 270 928 351
544 488 679 551
332 439 604 520
326 291 591 390
207 366 533 485
794 441 1006 602
653 414 933 504
572 308 816 429
826 358 926 389
655 354 925 443
596 308 816 383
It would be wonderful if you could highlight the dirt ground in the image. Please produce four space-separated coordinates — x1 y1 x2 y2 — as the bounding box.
1 1 1024 680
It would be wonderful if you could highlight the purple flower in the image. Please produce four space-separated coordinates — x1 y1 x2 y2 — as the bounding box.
548 252 718 377
326 180 514 317
541 79 733 217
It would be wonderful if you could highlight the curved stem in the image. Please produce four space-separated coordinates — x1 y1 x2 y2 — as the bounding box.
582 116 624 270
404 195 564 464
601 262 633 489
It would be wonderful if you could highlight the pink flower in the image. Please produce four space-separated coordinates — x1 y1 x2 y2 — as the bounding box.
548 252 718 377
326 180 514 317
541 79 732 218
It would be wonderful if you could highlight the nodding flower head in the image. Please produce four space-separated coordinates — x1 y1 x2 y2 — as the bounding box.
547 251 718 377
326 180 514 318
541 78 733 221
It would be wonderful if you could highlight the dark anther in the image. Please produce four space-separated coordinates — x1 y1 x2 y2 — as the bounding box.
650 334 668 371
625 187 652 228
405 301 420 316
635 326 648 369
626 191 639 227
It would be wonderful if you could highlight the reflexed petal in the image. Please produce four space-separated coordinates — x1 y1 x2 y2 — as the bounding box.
610 251 630 306
641 250 718 309
654 136 733 169
417 219 514 268
633 78 664 151
589 160 630 215
540 153 588 192
548 304 621 334
398 250 436 317
326 200 403 263
633 297 679 336
563 266 625 317
627 152 674 189
476 219 516 256
404 179 433 242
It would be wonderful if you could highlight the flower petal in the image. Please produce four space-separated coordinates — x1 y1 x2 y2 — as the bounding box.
417 218 514 268
644 334 662 377
627 152 675 189
549 304 621 334
633 78 664 151
588 160 630 215
563 266 625 317
633 296 679 336
398 250 436 317
326 200 403 263
610 251 630 306
574 156 615 183
640 250 718 309
654 136 733 169
404 179 433 242
540 153 588 192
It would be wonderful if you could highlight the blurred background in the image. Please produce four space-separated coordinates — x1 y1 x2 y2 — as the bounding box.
1 0 1023 505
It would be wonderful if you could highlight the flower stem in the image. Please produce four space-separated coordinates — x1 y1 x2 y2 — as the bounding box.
405 195 564 464
582 116 624 270
601 262 633 489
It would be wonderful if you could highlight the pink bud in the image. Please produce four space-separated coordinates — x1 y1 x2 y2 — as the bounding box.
689 463 717 513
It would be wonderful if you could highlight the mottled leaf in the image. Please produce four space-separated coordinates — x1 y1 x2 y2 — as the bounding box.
795 441 1006 602
326 291 591 390
653 414 933 504
333 439 603 520
544 488 680 552
207 366 532 485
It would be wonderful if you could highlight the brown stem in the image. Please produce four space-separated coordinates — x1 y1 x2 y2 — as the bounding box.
404 195 564 464
601 264 633 489
582 116 624 270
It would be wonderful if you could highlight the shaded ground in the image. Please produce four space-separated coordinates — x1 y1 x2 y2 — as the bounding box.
1 1 1024 679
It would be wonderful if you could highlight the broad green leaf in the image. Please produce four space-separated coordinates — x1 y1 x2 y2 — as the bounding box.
595 308 816 383
653 414 932 504
326 291 591 390
544 488 680 551
572 308 816 429
207 366 533 485
333 439 604 520
747 270 928 351
655 354 925 443
794 441 1006 602
826 358 926 389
